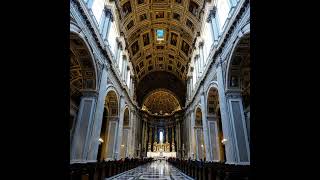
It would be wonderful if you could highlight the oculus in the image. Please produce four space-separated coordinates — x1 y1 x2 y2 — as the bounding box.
156 29 165 41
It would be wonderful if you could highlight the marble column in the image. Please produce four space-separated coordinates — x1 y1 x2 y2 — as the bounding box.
216 61 237 164
197 54 202 77
141 121 145 155
199 41 205 68
225 90 250 164
177 122 181 158
190 111 196 159
154 127 157 151
86 65 109 161
188 79 191 99
115 96 125 160
127 110 132 157
71 90 98 163
177 123 180 151
148 127 152 152
144 122 148 154
196 55 201 79
165 127 168 143
171 127 175 152
200 92 212 161
128 109 135 157
116 42 122 67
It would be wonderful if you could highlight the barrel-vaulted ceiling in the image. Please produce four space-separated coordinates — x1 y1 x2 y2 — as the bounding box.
115 0 207 104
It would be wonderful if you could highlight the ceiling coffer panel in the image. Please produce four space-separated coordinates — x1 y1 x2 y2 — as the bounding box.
118 0 206 83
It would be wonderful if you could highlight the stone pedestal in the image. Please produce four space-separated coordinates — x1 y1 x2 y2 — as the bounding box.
71 90 97 162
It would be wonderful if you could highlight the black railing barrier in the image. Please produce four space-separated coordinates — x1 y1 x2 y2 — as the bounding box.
70 158 153 180
167 157 249 180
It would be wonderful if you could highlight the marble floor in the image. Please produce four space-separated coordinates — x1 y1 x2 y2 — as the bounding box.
106 160 194 180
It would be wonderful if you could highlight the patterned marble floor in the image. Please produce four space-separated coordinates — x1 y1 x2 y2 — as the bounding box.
106 160 194 180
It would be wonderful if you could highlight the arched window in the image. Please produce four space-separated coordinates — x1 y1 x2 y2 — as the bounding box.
203 22 213 61
217 0 230 31
107 21 117 56
126 70 131 87
119 53 123 73
92 0 104 23
159 131 164 144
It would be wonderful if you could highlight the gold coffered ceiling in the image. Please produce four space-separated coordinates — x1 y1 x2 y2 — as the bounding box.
142 89 181 115
70 33 96 104
116 0 206 82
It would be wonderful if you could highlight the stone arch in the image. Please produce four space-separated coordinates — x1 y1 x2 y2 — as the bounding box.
70 31 98 150
194 106 202 127
206 85 226 162
97 88 120 160
194 106 206 160
224 31 250 164
104 85 120 116
225 32 250 91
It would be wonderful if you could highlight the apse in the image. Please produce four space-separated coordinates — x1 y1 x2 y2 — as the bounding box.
142 89 181 116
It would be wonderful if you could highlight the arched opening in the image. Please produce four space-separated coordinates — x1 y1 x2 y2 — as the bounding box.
120 107 130 159
97 90 119 161
227 34 250 143
207 87 226 162
142 89 181 116
97 107 109 161
195 107 205 161
70 33 96 153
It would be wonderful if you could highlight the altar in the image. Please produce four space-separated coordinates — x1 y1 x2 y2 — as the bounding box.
147 151 176 158
147 142 176 158
145 125 177 159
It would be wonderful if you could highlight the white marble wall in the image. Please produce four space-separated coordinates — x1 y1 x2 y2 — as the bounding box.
70 0 140 163
183 0 250 164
